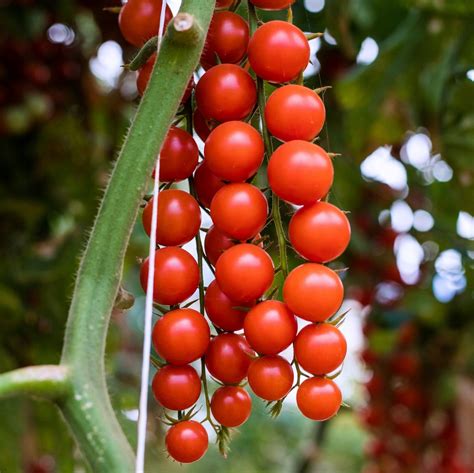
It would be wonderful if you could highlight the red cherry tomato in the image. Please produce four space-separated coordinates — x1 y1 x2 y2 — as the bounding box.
289 202 351 263
296 377 342 421
283 263 343 322
204 225 236 267
250 0 295 10
195 64 257 122
248 21 309 83
244 301 297 355
216 0 235 8
265 85 325 142
205 333 255 384
152 309 210 365
193 162 226 209
165 420 208 463
140 247 199 305
193 109 215 142
201 12 249 70
152 364 201 410
267 141 333 205
204 280 254 332
119 0 173 47
294 323 347 375
390 352 420 378
142 190 201 247
204 121 264 182
210 183 268 240
215 244 274 303
247 355 294 400
210 386 252 427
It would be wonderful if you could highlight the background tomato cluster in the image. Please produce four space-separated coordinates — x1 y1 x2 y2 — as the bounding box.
0 0 473 472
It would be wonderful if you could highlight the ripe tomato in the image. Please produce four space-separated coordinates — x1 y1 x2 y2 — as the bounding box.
165 420 208 463
204 279 254 332
244 301 297 355
193 109 215 142
140 247 199 305
215 244 274 303
267 141 333 205
210 386 252 427
152 309 210 365
296 377 342 421
289 202 351 263
250 0 295 9
283 263 343 322
193 162 225 209
265 85 325 142
247 355 294 401
294 323 347 375
201 12 249 70
152 364 201 411
390 352 420 378
119 0 173 47
205 333 254 384
248 21 309 83
142 190 201 247
210 183 268 241
204 225 236 267
216 0 234 8
195 64 257 122
204 121 264 182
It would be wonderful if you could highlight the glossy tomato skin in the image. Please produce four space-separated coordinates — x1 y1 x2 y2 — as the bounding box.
201 12 249 70
215 244 274 303
193 109 214 142
205 333 255 384
140 247 199 305
294 323 347 375
204 225 236 267
248 21 309 83
204 280 254 332
216 0 235 8
165 420 208 463
195 64 257 122
283 263 343 322
204 121 264 182
247 355 294 400
297 377 342 421
268 141 333 205
152 309 210 365
244 301 297 355
210 183 268 241
119 0 173 47
193 162 225 209
289 202 351 262
250 0 295 9
152 365 201 410
142 190 201 247
265 85 325 142
210 386 252 427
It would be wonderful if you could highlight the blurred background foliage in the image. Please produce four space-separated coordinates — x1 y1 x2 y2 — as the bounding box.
0 0 472 472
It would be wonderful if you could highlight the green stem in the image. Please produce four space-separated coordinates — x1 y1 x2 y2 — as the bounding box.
127 36 158 71
200 358 219 433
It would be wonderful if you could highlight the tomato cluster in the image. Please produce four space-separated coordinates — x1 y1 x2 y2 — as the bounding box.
120 0 350 464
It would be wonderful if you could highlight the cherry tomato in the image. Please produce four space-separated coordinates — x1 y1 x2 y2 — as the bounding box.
216 0 235 8
205 333 254 384
265 85 325 142
193 162 226 209
204 225 236 267
210 386 252 427
152 364 201 410
289 202 351 263
283 263 343 322
250 0 295 10
390 352 420 378
247 355 294 400
195 64 257 122
215 244 274 303
244 301 297 355
165 420 208 463
204 280 254 332
204 121 264 182
201 12 249 70
294 323 347 375
152 308 210 365
119 0 173 47
267 141 333 205
140 247 199 305
296 377 342 421
193 109 215 142
248 21 309 83
142 190 201 247
210 183 268 240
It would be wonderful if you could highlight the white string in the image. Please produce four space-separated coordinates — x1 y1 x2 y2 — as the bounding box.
135 2 168 471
